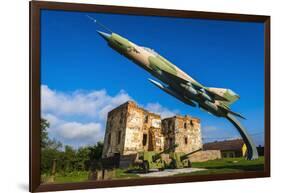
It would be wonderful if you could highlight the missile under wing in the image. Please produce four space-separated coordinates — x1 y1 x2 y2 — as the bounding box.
148 78 196 107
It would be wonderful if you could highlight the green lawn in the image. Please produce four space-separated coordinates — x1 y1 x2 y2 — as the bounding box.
42 157 264 183
41 171 89 184
174 156 264 176
41 169 140 184
115 168 140 179
193 156 264 170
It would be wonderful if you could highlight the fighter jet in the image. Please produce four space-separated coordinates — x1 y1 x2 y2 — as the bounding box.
93 18 258 160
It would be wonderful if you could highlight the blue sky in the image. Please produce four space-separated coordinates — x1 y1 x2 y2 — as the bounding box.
40 10 265 148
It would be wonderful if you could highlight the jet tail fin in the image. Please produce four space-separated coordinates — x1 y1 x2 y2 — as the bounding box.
207 87 240 106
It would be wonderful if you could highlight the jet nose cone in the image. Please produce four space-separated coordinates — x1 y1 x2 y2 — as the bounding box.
97 30 111 41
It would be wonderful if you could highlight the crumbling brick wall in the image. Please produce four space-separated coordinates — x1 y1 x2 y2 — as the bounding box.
162 116 202 153
123 101 163 155
102 101 203 162
102 101 163 158
102 102 128 158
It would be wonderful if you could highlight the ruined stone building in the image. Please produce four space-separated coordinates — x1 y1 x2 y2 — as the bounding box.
162 116 202 153
102 101 201 155
102 101 163 159
102 101 220 166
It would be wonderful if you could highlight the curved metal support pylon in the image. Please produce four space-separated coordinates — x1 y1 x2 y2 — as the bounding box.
226 113 259 160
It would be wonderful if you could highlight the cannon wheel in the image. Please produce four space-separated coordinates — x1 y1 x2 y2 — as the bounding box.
170 159 177 169
142 161 149 173
187 160 192 168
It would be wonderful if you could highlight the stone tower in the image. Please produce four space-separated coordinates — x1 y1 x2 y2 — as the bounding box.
101 101 222 165
162 115 202 153
102 101 163 158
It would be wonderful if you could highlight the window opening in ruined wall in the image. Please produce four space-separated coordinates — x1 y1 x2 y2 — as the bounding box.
184 137 188 145
142 133 147 146
119 112 123 125
108 133 111 145
169 137 173 148
117 130 121 144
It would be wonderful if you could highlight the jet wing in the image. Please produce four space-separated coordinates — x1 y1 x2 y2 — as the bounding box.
160 70 229 102
148 78 196 107
205 90 229 102
160 70 202 90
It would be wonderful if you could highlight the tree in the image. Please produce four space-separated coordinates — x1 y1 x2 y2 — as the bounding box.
47 138 62 151
63 145 76 172
90 142 104 160
41 118 50 149
40 117 105 175
41 118 63 174
86 142 103 171
41 148 62 174
76 147 91 170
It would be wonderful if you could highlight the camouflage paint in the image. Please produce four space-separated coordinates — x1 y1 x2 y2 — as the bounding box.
99 31 242 116
97 30 258 160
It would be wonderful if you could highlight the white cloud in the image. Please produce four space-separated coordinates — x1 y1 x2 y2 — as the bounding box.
201 125 220 139
57 122 102 141
41 85 132 147
41 85 131 121
41 85 179 147
201 125 241 143
44 113 61 126
42 113 103 147
203 126 219 132
144 102 178 118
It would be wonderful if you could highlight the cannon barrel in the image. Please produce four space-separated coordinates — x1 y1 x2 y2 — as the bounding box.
180 148 202 161
152 144 178 162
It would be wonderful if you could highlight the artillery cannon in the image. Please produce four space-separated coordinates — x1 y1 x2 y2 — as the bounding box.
152 144 178 162
169 148 202 169
137 144 178 173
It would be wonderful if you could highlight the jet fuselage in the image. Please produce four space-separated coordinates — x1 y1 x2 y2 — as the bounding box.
97 31 229 118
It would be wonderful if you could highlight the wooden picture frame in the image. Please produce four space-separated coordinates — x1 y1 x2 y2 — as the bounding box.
30 1 270 192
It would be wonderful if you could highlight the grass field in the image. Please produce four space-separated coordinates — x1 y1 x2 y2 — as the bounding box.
174 156 264 176
41 171 89 184
42 157 264 183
